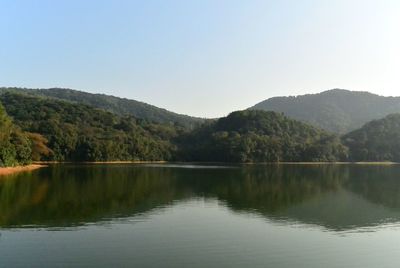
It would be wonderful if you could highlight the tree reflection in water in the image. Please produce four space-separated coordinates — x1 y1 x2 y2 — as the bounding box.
1 164 400 231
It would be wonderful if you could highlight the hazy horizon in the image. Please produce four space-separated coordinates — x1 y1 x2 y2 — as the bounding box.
2 0 399 117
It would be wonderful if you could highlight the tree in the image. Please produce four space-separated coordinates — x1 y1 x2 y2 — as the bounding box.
0 102 32 166
27 133 53 161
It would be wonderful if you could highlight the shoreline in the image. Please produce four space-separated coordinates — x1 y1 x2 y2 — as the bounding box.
34 161 168 164
0 161 396 176
33 161 399 165
268 161 399 165
0 164 47 177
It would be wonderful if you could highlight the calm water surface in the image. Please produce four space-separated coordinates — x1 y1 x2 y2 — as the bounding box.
1 164 400 267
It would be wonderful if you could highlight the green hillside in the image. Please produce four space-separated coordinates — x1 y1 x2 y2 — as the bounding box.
0 101 32 166
0 92 178 162
0 87 204 128
178 110 348 162
343 114 400 162
250 89 400 133
6 88 400 164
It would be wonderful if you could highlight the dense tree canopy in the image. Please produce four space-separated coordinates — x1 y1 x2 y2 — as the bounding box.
250 89 400 134
177 110 348 162
0 101 32 166
0 93 178 162
4 89 400 165
0 87 204 129
343 114 400 162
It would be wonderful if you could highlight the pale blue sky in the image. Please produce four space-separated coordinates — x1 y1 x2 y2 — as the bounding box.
1 0 399 117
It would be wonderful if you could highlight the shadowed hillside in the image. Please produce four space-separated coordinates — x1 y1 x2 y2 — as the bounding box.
0 87 205 129
250 89 400 133
343 114 400 162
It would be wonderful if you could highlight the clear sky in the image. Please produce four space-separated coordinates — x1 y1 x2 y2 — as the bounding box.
1 0 399 118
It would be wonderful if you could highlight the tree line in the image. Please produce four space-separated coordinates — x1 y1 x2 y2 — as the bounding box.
1 92 400 166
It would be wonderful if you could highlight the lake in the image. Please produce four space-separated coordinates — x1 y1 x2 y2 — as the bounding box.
1 164 400 267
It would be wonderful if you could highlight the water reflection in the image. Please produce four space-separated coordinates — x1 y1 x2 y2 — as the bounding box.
1 164 400 231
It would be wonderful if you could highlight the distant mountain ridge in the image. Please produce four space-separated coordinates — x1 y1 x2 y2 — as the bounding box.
0 87 205 128
250 89 400 133
3 87 400 135
343 113 400 162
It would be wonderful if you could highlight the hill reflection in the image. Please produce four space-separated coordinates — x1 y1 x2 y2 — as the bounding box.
1 164 400 231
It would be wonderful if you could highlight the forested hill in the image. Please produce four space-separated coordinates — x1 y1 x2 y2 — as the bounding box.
250 89 400 134
343 114 400 162
5 88 400 164
177 110 348 162
0 92 179 162
0 87 204 128
0 101 33 166
0 91 348 164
